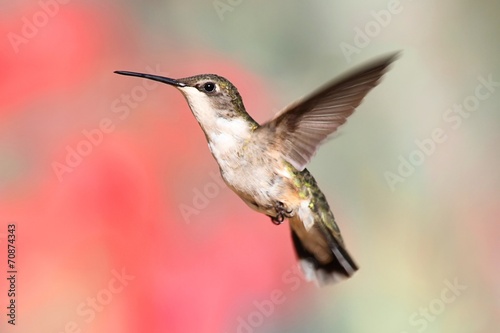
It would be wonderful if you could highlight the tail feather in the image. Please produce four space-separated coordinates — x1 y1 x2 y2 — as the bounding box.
291 222 358 286
287 167 359 285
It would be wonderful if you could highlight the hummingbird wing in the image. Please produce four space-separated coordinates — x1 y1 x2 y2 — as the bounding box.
261 53 398 171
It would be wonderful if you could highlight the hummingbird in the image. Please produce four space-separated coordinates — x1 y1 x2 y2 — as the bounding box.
114 53 398 285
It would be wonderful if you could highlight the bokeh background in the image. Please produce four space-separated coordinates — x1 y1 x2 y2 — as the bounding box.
1 0 499 332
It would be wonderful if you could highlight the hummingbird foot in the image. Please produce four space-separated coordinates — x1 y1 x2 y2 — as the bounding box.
270 201 293 225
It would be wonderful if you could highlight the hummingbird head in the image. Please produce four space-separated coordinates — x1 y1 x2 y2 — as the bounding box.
114 71 259 138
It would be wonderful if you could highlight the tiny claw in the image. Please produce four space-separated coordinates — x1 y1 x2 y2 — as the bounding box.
271 214 285 225
269 201 292 225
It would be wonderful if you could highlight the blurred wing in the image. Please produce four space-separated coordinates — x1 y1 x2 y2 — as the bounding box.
261 53 399 171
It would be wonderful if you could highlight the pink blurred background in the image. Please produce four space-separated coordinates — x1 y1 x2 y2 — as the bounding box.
0 1 499 332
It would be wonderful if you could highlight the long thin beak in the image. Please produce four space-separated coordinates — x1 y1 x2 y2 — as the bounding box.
114 71 186 87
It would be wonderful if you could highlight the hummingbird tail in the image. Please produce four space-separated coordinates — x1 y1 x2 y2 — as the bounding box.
290 219 358 285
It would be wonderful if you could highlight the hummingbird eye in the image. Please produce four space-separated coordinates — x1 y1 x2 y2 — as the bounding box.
203 82 216 93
